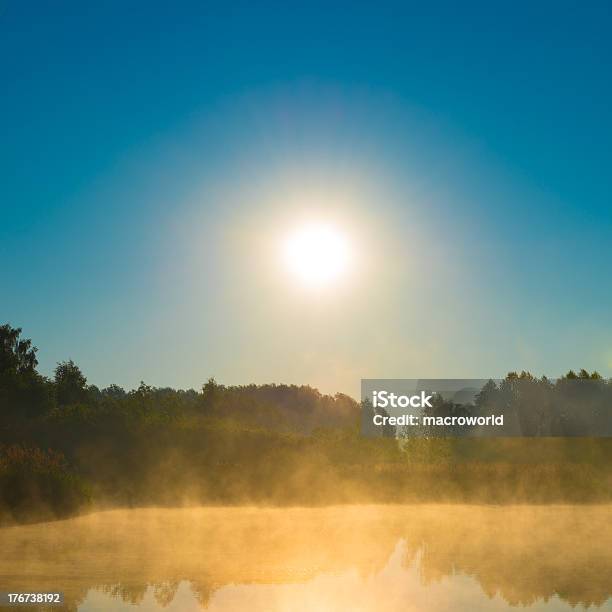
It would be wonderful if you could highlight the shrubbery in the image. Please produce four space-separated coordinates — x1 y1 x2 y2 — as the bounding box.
0 444 91 523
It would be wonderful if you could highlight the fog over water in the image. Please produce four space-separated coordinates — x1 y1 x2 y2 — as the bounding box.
1 505 611 611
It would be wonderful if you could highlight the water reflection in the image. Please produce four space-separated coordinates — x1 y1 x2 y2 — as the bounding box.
1 505 611 611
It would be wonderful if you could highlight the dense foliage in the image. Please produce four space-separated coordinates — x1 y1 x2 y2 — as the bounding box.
1 324 612 523
0 444 91 523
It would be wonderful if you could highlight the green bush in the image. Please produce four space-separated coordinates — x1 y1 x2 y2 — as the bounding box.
0 444 91 524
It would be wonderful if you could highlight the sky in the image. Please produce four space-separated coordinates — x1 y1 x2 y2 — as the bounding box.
2 1 612 397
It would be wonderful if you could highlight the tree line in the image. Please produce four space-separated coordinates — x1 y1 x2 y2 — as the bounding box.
2 323 612 524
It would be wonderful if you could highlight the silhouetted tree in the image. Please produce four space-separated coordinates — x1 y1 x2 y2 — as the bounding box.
0 325 52 421
54 360 88 406
0 324 38 375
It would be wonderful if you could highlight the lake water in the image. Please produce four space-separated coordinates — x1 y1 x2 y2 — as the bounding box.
1 505 611 611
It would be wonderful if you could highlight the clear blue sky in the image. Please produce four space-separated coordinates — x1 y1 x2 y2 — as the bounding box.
2 1 612 395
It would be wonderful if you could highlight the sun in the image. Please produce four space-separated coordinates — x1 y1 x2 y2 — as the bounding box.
282 223 351 288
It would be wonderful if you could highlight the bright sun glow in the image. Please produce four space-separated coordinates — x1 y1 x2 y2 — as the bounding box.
282 224 351 288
